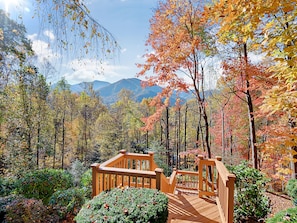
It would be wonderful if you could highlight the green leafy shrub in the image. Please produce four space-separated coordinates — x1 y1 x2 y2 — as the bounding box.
75 188 168 223
286 179 297 206
81 169 92 188
228 162 270 222
0 177 16 196
16 168 73 204
48 187 86 219
5 197 58 223
80 169 92 199
266 207 297 223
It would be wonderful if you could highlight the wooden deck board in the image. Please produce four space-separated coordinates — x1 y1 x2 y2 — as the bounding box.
167 193 221 223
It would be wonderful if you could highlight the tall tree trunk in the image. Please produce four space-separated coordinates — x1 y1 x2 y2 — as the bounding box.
61 116 65 169
160 119 163 146
243 43 258 169
184 104 188 169
196 106 201 148
83 105 87 162
165 107 170 167
221 108 225 160
37 124 40 169
177 107 181 169
184 104 188 153
53 119 58 169
202 105 211 158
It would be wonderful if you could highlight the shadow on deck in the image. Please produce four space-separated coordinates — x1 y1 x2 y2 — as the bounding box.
167 193 221 223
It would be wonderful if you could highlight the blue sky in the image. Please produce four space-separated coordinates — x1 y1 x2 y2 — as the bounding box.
0 0 159 84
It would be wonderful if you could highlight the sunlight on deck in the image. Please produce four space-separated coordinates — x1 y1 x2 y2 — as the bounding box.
167 193 221 223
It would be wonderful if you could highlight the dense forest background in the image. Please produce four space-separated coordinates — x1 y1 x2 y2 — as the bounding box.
1 0 297 193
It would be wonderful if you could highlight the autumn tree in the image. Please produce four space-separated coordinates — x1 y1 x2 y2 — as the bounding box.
75 86 106 164
48 78 72 169
32 74 50 168
138 0 216 159
207 2 258 168
209 0 297 172
209 80 250 165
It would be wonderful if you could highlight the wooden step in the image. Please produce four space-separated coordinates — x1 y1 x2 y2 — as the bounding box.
167 193 221 223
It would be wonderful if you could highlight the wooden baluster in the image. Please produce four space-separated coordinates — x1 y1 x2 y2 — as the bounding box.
122 175 125 187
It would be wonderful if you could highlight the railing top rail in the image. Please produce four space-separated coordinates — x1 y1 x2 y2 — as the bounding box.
100 152 126 167
177 170 199 176
100 150 155 167
96 166 157 178
215 159 236 184
124 152 154 161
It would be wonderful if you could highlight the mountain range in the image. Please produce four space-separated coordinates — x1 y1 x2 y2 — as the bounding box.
66 78 195 105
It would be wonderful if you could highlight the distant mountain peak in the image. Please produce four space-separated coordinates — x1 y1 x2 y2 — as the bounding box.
56 78 195 105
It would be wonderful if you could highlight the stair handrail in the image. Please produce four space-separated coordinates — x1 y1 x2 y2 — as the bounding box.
215 157 236 223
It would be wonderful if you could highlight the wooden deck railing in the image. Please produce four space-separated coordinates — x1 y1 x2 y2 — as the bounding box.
91 150 235 223
197 155 236 223
215 158 236 223
91 150 164 196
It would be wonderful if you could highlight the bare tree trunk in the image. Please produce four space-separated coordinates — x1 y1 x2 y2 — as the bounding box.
53 119 58 169
61 116 65 169
184 104 188 153
177 107 181 169
243 43 258 169
37 125 40 169
165 107 170 167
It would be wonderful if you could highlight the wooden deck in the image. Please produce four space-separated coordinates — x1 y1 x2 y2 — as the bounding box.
167 193 221 223
92 151 235 223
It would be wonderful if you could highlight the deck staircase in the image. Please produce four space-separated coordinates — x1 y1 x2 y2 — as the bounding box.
91 150 235 223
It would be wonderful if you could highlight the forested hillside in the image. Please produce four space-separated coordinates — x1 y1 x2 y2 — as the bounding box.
1 0 297 222
0 0 297 183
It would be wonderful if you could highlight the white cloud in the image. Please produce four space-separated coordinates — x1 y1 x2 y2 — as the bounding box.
28 34 59 63
63 59 130 84
121 48 127 53
63 70 104 83
43 30 55 41
27 33 37 40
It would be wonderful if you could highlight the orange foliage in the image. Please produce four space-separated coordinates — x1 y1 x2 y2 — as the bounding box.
137 0 211 130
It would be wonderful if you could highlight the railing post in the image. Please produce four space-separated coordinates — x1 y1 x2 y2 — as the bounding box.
215 156 222 161
198 155 204 198
148 151 154 171
91 163 100 198
120 149 126 155
120 150 127 168
226 174 236 223
155 168 163 191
